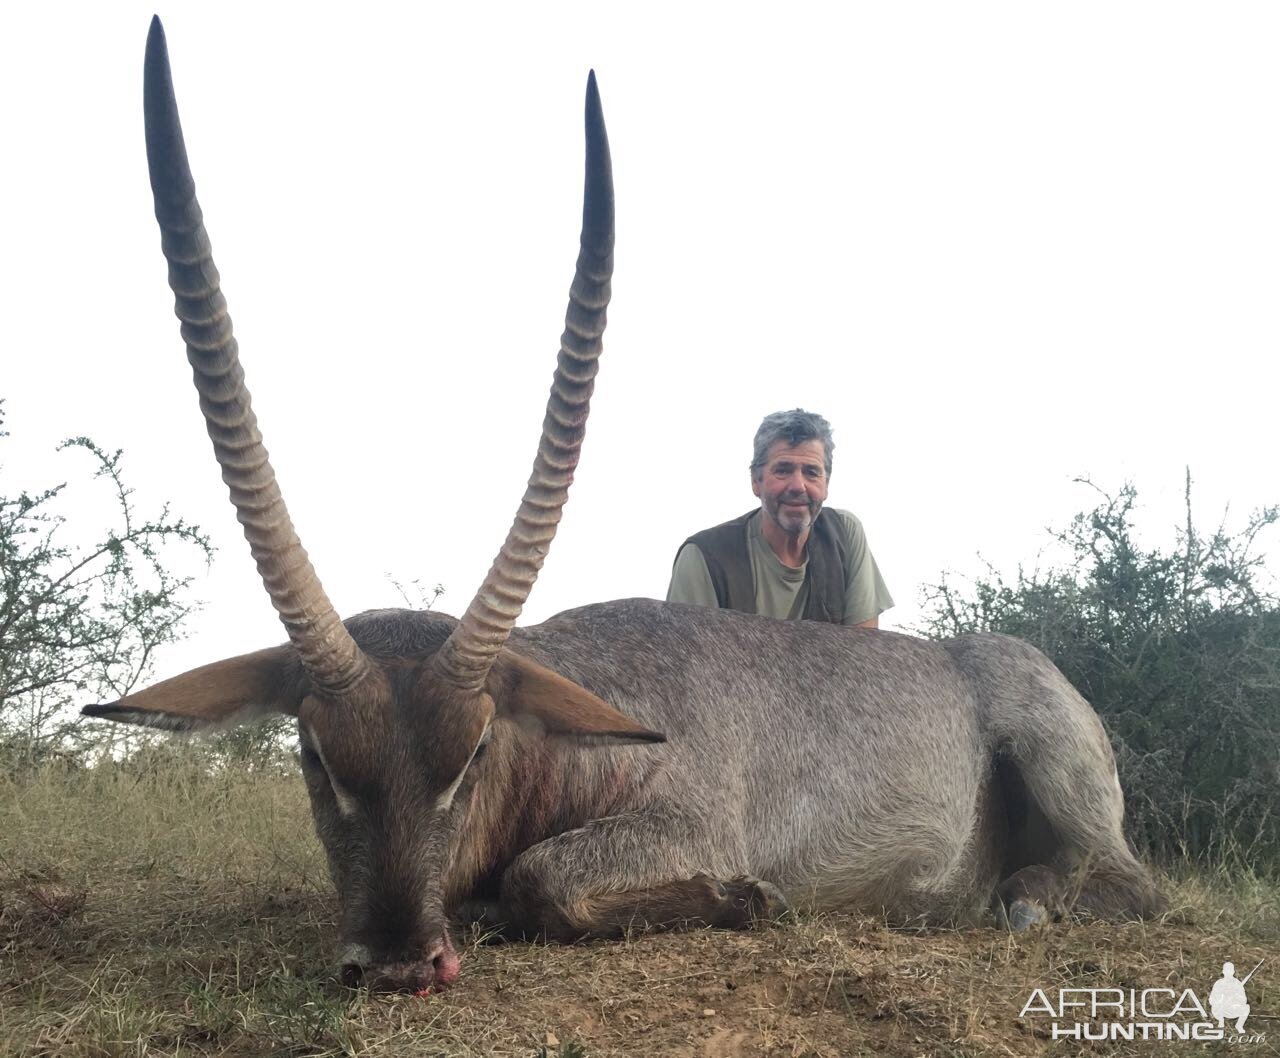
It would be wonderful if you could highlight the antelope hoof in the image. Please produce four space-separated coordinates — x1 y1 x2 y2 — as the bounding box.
1006 897 1051 932
721 875 792 927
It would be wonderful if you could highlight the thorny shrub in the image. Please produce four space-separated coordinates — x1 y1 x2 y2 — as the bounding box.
0 401 212 766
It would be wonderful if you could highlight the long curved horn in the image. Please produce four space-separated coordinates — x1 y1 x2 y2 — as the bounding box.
434 73 614 692
143 17 369 696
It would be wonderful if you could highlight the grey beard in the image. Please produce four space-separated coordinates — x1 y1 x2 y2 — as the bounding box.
767 498 821 537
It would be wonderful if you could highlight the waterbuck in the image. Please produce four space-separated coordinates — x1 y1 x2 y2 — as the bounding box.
86 18 1163 994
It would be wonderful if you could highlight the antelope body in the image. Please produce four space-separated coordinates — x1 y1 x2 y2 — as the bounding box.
86 19 1162 994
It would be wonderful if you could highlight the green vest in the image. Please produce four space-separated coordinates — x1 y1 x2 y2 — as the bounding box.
682 509 850 624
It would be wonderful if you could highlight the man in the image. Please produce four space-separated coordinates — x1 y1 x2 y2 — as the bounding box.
667 409 893 627
1209 962 1252 1033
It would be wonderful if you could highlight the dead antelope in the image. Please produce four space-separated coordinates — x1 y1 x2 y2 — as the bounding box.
86 18 1163 994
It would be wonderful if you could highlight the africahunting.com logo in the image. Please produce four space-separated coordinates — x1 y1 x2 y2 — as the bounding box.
1020 959 1266 1044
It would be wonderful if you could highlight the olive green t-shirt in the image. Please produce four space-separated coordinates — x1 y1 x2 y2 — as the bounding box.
666 508 894 625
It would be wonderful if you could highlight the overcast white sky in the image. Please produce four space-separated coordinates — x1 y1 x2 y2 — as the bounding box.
4 2 1278 686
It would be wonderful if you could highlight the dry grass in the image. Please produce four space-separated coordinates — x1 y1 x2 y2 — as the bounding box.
1 758 1275 1057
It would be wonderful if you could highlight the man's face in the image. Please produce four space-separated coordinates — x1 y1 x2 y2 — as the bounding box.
752 439 829 537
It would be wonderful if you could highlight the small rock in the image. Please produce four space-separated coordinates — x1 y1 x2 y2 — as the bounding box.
545 1031 560 1047
702 1008 716 1017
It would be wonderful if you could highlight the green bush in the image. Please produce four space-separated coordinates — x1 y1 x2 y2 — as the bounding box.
919 476 1279 869
0 402 213 766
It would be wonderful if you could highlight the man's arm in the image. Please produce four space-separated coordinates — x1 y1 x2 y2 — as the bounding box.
666 544 720 607
834 510 894 627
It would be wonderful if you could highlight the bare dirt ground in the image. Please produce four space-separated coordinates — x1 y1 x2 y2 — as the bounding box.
2 762 1276 1057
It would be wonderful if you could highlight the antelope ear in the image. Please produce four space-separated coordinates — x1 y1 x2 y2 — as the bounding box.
492 651 665 744
81 645 305 732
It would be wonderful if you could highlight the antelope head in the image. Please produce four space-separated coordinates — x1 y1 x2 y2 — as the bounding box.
83 18 661 993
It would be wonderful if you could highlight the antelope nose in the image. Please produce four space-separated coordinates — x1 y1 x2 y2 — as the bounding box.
345 936 462 993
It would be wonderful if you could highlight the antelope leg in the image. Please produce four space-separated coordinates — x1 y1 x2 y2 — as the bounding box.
490 808 790 939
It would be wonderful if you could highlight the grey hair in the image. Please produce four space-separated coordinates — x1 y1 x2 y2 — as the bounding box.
749 409 834 479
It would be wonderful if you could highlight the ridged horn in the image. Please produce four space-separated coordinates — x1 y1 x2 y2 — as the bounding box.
434 72 614 692
143 17 369 697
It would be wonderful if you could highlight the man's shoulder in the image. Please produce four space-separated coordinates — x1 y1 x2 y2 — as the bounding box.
686 510 758 547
